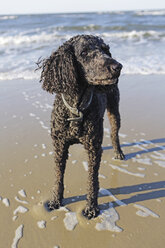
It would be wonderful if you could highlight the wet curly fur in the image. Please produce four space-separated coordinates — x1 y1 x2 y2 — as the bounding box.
39 35 125 219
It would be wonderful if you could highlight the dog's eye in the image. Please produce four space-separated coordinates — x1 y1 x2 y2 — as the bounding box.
81 50 88 57
101 44 111 55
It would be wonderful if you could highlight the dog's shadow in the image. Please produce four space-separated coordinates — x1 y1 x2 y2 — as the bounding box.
103 137 165 160
45 137 165 212
45 180 165 212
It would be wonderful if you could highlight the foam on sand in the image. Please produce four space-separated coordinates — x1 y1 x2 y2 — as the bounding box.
39 121 49 130
72 160 77 164
133 144 148 151
51 216 58 221
99 174 106 179
11 224 24 248
137 167 146 171
119 133 127 138
15 196 28 205
82 161 88 171
96 205 123 232
99 188 126 207
2 198 10 207
132 157 152 165
29 113 36 117
58 206 69 212
18 189 27 198
151 151 165 160
104 128 110 134
13 206 29 215
109 164 145 178
37 220 46 229
63 212 78 231
154 160 165 168
42 144 46 149
12 216 18 222
134 204 159 218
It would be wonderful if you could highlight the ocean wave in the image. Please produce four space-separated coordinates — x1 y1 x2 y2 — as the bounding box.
0 15 18 20
97 11 125 15
0 69 40 80
57 24 126 32
123 66 165 75
0 61 165 81
0 29 164 47
0 33 52 46
135 9 165 16
121 56 165 75
53 24 102 32
57 13 88 18
0 32 70 46
102 30 165 41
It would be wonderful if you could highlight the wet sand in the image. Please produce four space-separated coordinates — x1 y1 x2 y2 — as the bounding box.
0 75 165 248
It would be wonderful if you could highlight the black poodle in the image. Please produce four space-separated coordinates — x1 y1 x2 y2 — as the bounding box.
38 35 125 219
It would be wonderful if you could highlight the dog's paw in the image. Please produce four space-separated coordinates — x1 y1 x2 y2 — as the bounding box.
82 206 100 219
47 200 61 211
114 150 125 160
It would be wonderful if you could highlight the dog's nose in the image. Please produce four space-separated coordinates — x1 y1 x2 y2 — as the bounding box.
111 63 123 72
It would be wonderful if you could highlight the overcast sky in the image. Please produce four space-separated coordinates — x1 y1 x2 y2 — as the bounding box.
0 0 165 15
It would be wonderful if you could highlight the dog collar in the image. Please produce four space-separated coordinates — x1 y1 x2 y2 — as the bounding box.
61 87 94 122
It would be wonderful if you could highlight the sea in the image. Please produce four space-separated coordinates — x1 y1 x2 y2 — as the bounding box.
0 9 165 80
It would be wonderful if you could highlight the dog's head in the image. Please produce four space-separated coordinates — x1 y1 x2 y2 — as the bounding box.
39 35 122 94
72 35 122 86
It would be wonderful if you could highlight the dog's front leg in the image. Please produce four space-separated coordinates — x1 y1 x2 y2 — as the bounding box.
107 107 125 160
48 140 69 210
106 90 125 160
83 147 102 219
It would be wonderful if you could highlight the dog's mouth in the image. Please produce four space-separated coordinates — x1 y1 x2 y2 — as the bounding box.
89 77 118 86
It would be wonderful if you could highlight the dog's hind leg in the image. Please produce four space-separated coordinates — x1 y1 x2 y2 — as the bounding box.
48 140 69 210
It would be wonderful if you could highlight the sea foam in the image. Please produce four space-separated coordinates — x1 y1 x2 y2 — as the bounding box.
37 220 46 229
134 204 159 218
11 225 24 248
63 212 78 231
109 164 145 178
13 206 29 215
96 206 122 232
2 198 10 207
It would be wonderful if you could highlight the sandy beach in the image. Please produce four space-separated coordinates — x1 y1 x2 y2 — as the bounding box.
0 74 165 248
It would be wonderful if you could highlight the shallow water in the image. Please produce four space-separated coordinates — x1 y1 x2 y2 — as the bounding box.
0 10 165 80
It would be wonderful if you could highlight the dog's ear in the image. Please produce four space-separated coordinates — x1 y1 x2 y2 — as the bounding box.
40 44 78 94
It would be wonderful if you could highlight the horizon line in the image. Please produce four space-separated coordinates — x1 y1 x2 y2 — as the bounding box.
0 8 164 16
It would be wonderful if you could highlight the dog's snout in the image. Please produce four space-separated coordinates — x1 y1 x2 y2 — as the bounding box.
103 56 123 74
111 63 122 72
